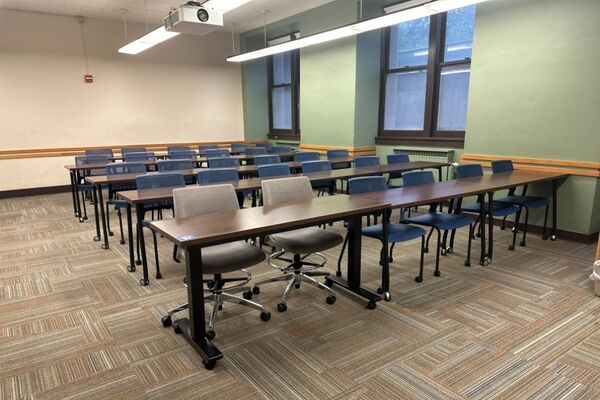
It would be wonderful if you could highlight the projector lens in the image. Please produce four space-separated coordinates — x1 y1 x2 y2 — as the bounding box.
197 8 209 22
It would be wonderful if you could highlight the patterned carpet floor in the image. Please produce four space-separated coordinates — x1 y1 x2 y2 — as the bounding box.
0 192 598 400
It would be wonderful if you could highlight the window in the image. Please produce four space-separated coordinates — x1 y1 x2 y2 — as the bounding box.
268 50 300 139
378 5 476 148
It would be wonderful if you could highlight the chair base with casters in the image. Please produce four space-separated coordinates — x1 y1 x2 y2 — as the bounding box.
460 199 520 251
247 226 341 311
495 195 550 249
161 241 271 339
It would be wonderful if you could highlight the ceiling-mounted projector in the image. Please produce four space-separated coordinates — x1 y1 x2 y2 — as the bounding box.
164 1 223 35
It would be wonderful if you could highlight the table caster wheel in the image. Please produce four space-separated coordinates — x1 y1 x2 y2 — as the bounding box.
415 276 423 283
120 240 125 245
101 244 109 250
139 278 149 286
252 286 260 295
156 273 162 279
441 248 447 256
260 311 271 321
173 322 182 334
464 261 471 267
551 235 556 241
434 270 441 277
445 247 453 254
325 296 336 305
366 301 377 310
203 360 216 370
161 316 172 327
243 290 253 300
127 265 136 272
383 292 391 302
508 245 515 251
109 231 114 237
277 303 287 312
93 236 100 242
135 260 142 266
206 330 216 339
519 241 526 247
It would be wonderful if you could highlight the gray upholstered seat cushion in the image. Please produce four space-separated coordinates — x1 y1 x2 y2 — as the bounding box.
200 241 265 275
269 227 343 254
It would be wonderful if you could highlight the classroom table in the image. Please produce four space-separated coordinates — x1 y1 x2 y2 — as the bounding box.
149 194 391 369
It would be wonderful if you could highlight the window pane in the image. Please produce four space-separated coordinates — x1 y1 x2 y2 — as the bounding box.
437 65 470 131
444 5 476 62
389 17 430 69
272 52 291 85
384 70 427 131
272 86 292 129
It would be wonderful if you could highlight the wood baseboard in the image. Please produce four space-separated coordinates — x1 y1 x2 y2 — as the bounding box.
0 185 71 199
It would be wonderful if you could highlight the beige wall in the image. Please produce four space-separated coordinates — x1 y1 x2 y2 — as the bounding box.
0 8 244 190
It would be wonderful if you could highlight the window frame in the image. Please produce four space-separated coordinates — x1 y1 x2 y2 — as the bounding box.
376 11 473 148
267 48 300 140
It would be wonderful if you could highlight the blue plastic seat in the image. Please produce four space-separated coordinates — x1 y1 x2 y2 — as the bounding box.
169 150 197 160
355 156 380 168
205 149 230 158
157 160 193 171
326 149 351 169
302 160 335 195
402 170 474 275
296 152 320 162
197 168 245 207
123 151 156 163
387 154 410 187
121 147 146 155
271 146 292 154
86 149 113 158
245 147 267 157
254 142 272 150
199 144 219 153
231 143 249 153
208 157 240 169
491 159 551 247
257 164 290 178
254 155 281 166
167 146 190 153
339 176 427 285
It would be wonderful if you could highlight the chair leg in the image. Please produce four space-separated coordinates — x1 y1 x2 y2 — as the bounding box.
172 245 180 263
415 236 425 282
336 232 349 277
117 208 125 245
389 242 396 262
152 229 161 279
509 208 521 251
520 206 530 247
471 215 480 239
434 228 441 277
542 204 549 239
280 277 297 305
425 227 435 253
106 202 114 236
81 191 88 220
465 224 473 267
135 224 141 265
449 228 457 251
300 274 335 296
207 293 222 335
501 216 507 230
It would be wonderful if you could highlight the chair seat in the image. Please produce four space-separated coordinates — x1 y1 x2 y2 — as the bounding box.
362 223 426 243
269 227 343 254
461 201 520 217
201 241 266 274
495 195 549 208
404 212 474 231
111 199 128 208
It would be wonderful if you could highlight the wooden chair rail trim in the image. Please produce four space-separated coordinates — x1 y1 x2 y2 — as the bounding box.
299 144 376 157
462 154 600 170
469 161 599 178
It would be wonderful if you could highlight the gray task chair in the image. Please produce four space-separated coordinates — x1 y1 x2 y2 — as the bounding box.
161 184 271 339
247 176 342 312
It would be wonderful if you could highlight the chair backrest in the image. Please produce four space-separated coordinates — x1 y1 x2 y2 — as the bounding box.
355 156 380 168
261 176 313 206
254 155 281 166
387 153 410 164
136 172 185 190
348 176 388 195
169 150 197 160
167 146 190 154
199 144 219 152
208 157 240 168
85 148 113 157
491 159 514 173
402 170 436 187
205 148 230 158
105 162 147 175
121 147 146 155
123 151 156 162
245 147 267 156
455 164 484 179
231 143 249 152
75 155 111 176
296 152 320 162
326 149 349 159
157 159 193 172
197 168 239 185
301 160 332 173
271 146 292 154
257 164 291 178
174 184 239 219
254 142 272 150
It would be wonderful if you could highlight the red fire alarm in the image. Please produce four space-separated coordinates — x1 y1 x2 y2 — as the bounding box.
84 74 93 83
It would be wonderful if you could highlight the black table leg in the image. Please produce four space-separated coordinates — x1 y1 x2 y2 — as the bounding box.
437 167 443 182
551 180 557 241
487 191 494 262
479 194 488 266
97 185 110 250
75 172 84 222
92 186 101 242
136 204 149 286
69 171 78 217
173 246 222 370
381 209 391 301
126 204 136 272
325 214 382 309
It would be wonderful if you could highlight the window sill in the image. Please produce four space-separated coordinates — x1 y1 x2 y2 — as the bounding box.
268 133 300 141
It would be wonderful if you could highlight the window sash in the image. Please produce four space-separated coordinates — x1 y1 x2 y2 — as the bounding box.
268 50 300 137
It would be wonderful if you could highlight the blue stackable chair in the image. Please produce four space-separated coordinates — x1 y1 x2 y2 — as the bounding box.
254 155 281 166
257 164 290 178
491 160 550 247
197 168 245 207
74 155 111 220
339 176 427 286
455 164 521 251
355 156 380 168
245 147 267 158
387 154 410 188
301 160 335 196
401 170 475 276
231 143 249 153
169 149 196 160
271 146 292 154
121 147 146 155
86 148 114 158
254 142 273 150
326 149 351 169
208 157 240 169
123 151 156 163
205 149 230 159
105 162 147 244
296 152 320 162
199 144 219 153
167 146 190 154
157 159 194 183
135 173 186 281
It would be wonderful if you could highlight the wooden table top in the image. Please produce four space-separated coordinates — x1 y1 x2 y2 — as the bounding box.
149 194 390 247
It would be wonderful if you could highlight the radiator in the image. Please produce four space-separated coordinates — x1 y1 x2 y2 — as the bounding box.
393 148 456 180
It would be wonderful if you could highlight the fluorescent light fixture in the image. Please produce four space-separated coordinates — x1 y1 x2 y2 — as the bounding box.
118 26 180 55
203 0 253 13
228 0 494 63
